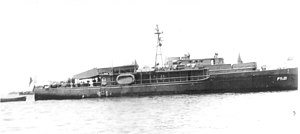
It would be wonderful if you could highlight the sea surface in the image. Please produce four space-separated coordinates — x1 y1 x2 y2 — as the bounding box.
1 91 299 134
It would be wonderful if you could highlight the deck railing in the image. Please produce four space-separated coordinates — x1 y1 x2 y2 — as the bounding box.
135 75 210 84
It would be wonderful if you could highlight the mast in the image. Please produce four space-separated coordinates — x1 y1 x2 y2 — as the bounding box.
154 25 163 69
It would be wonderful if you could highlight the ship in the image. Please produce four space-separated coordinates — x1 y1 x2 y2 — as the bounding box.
34 25 298 101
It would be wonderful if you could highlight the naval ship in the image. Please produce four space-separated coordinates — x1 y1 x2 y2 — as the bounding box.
34 25 298 100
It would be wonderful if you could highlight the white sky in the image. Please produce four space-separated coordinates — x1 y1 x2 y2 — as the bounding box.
0 0 299 93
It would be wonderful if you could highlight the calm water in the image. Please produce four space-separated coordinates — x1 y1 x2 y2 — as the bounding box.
1 91 299 134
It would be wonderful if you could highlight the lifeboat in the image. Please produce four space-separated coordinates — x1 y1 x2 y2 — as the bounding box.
0 96 26 103
116 73 135 85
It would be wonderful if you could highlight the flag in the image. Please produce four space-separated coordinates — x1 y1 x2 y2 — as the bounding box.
29 77 33 87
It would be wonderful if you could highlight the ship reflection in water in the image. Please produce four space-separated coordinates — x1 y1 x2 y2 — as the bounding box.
1 90 298 134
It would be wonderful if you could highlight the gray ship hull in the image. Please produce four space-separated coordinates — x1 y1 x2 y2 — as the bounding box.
34 68 298 101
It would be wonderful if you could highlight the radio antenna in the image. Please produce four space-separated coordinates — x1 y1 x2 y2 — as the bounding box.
154 25 163 69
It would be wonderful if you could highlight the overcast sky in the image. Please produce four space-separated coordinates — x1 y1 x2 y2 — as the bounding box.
0 0 299 93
